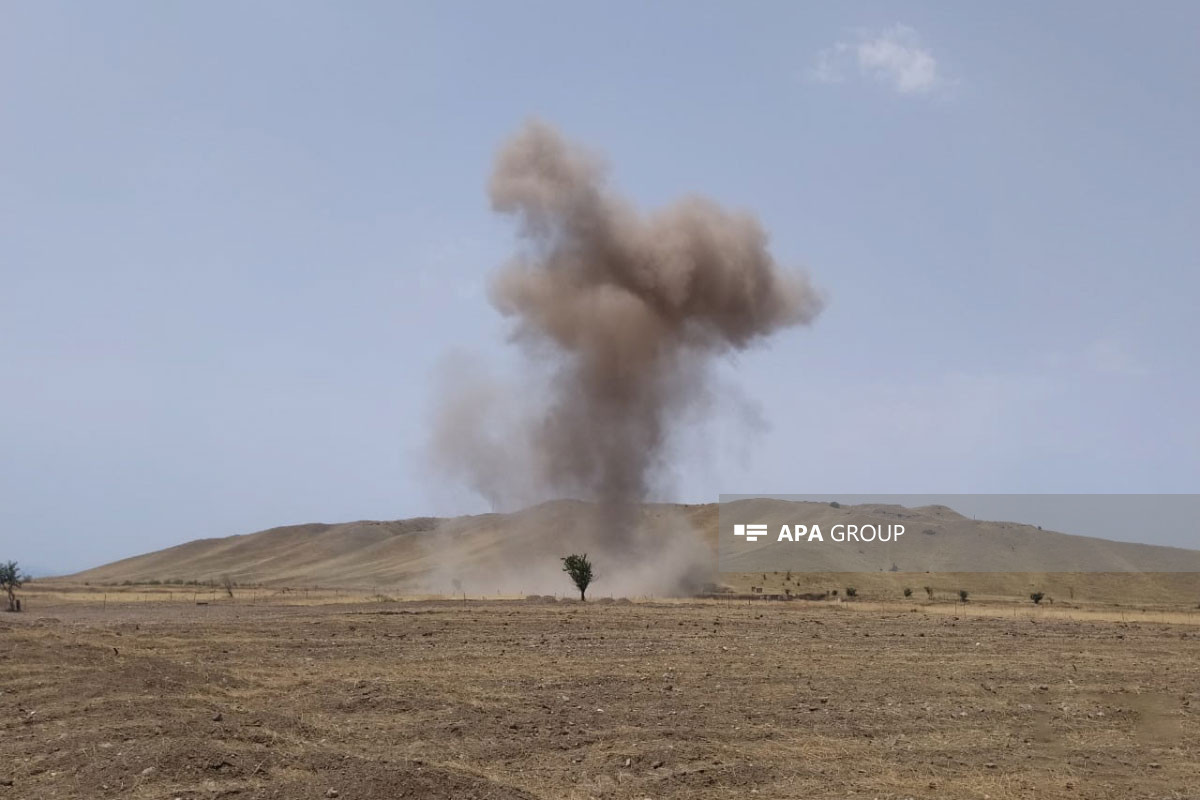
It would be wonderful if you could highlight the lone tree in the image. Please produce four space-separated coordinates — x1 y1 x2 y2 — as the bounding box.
561 554 595 601
1 561 25 612
958 589 970 602
1030 591 1045 605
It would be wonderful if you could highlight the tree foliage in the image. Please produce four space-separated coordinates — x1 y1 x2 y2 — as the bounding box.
1 561 25 612
561 554 595 601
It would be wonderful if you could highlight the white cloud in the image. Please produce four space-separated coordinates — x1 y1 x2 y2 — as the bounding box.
857 25 939 93
808 25 945 96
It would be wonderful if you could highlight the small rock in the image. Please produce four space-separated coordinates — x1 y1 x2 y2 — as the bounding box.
652 760 665 769
140 767 156 776
326 790 339 798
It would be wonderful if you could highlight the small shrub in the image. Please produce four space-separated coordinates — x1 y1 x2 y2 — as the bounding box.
924 586 934 599
958 589 969 602
1030 591 1045 605
903 587 913 598
845 587 857 598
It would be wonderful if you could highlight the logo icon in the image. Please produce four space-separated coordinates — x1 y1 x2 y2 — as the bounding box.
733 523 769 543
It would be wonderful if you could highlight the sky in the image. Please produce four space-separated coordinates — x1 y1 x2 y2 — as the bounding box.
2 1 1198 575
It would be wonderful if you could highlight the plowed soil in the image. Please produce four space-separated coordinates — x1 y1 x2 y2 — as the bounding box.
2 596 1198 799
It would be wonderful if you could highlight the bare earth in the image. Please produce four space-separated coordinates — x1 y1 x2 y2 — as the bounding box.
2 592 1198 800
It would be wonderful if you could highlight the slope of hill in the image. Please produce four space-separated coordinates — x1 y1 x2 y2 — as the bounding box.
63 500 1200 603
718 498 1200 573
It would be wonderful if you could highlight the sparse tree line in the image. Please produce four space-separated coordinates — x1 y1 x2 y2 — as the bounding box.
898 585 1048 604
772 571 1061 605
103 577 238 587
83 576 265 590
758 574 1060 606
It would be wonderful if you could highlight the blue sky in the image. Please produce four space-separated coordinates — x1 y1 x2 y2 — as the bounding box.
2 2 1197 574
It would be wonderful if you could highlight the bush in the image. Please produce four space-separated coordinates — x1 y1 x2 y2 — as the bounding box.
1030 591 1045 605
958 589 969 602
924 586 934 599
845 587 857 598
903 587 913 598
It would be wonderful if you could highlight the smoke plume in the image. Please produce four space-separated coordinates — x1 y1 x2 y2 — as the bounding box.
430 121 822 593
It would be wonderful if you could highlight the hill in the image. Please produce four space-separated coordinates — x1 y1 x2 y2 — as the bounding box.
63 499 1200 603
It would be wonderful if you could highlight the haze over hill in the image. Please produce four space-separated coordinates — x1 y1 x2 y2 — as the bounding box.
719 498 1200 573
65 500 1200 599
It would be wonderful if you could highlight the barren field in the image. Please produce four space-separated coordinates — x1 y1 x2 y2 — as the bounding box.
2 592 1198 800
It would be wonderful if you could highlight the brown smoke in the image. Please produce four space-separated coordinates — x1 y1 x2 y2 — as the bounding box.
430 121 821 591
487 121 819 530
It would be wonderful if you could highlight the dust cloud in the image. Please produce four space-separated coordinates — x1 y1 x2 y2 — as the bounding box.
429 121 822 596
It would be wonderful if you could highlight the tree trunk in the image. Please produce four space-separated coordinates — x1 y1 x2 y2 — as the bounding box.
579 588 586 601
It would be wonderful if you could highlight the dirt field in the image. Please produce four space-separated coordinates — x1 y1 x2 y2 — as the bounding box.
2 592 1198 800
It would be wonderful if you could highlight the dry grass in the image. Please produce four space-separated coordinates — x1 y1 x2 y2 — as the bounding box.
1 588 1198 799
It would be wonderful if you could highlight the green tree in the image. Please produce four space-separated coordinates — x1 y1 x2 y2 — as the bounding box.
1 561 25 612
561 554 595 601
